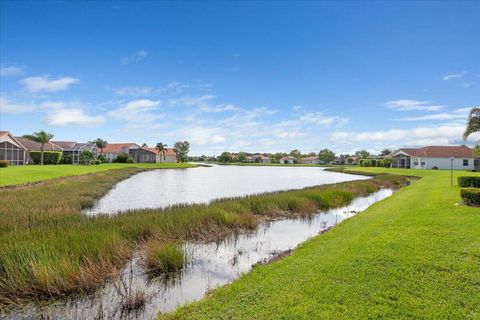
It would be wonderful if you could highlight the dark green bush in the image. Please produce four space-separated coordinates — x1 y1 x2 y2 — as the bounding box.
93 159 101 165
360 159 373 167
115 152 129 163
126 157 134 163
97 154 108 163
460 188 480 205
29 151 62 165
458 176 480 188
0 160 9 167
59 154 72 164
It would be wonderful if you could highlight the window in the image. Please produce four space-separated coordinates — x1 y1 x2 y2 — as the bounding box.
463 159 469 166
413 161 418 166
420 161 425 166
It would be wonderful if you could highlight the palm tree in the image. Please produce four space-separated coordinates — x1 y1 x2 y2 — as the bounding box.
463 107 480 140
156 142 167 161
23 130 54 165
94 138 108 154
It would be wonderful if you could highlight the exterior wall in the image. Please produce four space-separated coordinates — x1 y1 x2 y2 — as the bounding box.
423 157 474 170
129 149 155 163
280 159 295 164
301 159 320 164
105 152 120 162
260 158 271 163
156 154 177 163
0 135 27 165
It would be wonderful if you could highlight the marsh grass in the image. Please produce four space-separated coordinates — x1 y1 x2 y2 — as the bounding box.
0 168 407 305
146 241 185 273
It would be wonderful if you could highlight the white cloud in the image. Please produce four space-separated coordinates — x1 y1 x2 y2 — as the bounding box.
0 97 36 113
172 126 226 145
384 99 445 112
395 107 471 121
45 108 104 127
330 124 478 147
20 76 79 92
121 50 147 64
115 86 155 96
292 105 302 111
462 82 473 88
299 112 348 126
109 99 162 122
443 71 467 80
0 65 25 77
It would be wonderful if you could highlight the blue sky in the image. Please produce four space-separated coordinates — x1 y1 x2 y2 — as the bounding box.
1 1 479 155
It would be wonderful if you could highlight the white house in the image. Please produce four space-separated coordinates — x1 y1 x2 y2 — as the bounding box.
392 146 478 170
279 156 297 164
301 156 321 165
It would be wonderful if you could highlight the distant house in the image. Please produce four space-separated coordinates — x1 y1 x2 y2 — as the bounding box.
392 146 478 170
0 131 28 165
254 154 271 163
301 156 321 164
279 156 297 164
16 138 97 164
144 147 177 163
103 143 156 163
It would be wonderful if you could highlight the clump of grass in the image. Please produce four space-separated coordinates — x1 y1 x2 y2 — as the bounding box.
145 241 185 273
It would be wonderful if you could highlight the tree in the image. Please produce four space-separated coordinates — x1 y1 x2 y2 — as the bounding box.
156 142 167 161
380 148 392 156
94 138 108 154
463 107 480 141
289 149 302 159
318 148 336 164
23 130 54 165
355 150 370 159
174 141 190 163
218 151 232 163
236 152 247 163
141 143 148 148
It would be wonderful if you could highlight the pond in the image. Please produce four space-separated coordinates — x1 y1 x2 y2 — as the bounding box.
85 165 370 214
3 189 393 320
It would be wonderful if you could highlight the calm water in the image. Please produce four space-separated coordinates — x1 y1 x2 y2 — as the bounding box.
3 189 393 320
85 165 370 214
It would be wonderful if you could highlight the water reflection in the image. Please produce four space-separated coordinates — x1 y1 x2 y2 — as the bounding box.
3 189 392 320
85 165 370 214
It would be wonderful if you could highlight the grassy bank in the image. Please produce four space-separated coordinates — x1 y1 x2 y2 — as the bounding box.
161 168 480 320
0 169 405 305
0 162 196 187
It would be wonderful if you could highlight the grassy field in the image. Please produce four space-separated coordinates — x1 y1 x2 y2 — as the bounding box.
0 168 405 305
161 168 480 320
0 162 196 187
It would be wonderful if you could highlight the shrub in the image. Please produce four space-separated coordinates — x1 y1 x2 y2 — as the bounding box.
59 154 72 164
460 188 480 205
360 159 373 167
93 159 101 165
0 160 9 167
432 166 439 170
29 151 62 165
115 152 129 163
458 176 480 188
126 157 134 163
97 154 108 163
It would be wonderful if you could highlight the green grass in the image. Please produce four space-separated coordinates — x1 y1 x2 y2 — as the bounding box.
0 168 404 305
161 168 480 320
146 241 185 273
0 162 196 186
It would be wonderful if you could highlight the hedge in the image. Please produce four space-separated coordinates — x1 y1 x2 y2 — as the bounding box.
0 160 9 168
458 176 480 188
460 188 480 205
29 151 62 165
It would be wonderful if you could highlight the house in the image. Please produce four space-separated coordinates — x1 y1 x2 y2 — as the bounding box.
102 143 140 162
392 146 478 170
279 156 297 164
144 147 177 163
51 141 97 164
16 136 63 164
301 156 321 165
0 131 28 165
252 154 271 163
129 146 156 163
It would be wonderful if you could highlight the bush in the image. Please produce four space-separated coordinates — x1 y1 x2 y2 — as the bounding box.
460 188 480 205
458 176 480 188
115 152 129 163
360 159 373 167
0 160 9 167
29 151 62 165
93 159 101 165
432 166 439 170
126 157 134 164
59 154 72 164
97 154 108 163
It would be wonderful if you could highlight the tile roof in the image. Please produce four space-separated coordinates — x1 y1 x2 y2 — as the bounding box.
0 131 8 138
51 141 77 150
302 156 319 161
102 143 139 153
144 147 177 156
397 146 474 158
15 137 63 151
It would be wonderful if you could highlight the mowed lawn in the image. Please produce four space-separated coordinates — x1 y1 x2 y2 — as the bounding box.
0 162 196 186
161 168 480 320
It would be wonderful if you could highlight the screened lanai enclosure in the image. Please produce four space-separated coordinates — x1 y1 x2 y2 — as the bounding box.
60 143 98 164
392 153 411 169
0 132 27 165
